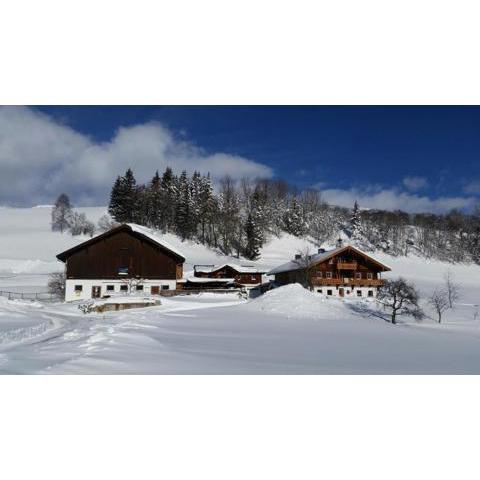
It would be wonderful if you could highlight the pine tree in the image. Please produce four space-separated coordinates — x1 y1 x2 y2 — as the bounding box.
244 213 262 260
350 200 361 238
175 170 193 240
51 193 73 233
108 168 137 222
243 187 265 259
161 166 177 230
218 176 240 255
147 170 166 229
283 197 307 236
190 171 202 237
198 173 215 244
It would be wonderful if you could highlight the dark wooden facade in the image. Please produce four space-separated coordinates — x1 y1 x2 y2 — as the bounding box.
194 265 262 285
57 225 184 280
275 246 389 288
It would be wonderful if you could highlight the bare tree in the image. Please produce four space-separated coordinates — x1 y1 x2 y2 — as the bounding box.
51 193 73 233
47 272 66 299
120 277 145 295
69 212 96 237
292 247 318 289
428 288 449 323
444 270 460 308
377 278 424 324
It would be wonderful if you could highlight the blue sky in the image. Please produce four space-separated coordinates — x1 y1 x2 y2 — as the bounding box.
1 106 479 212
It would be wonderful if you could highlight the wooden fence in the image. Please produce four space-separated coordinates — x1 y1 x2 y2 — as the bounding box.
0 290 57 302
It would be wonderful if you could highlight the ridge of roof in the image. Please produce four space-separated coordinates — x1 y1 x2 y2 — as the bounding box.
56 223 186 262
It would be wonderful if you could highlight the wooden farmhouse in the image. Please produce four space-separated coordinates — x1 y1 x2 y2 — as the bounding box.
178 263 265 290
268 242 391 298
56 224 185 302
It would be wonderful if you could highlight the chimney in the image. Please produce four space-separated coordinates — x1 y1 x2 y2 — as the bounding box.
336 237 343 249
318 248 326 254
294 254 302 260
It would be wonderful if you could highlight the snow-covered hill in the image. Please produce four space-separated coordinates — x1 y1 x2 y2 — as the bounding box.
0 206 480 373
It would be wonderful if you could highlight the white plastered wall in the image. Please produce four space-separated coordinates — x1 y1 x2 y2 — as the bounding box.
65 279 177 302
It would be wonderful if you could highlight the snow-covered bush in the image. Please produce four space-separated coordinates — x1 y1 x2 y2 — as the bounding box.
97 214 118 233
78 301 95 314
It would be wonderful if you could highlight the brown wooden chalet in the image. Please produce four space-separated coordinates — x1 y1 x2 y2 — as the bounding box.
268 243 391 298
56 223 185 301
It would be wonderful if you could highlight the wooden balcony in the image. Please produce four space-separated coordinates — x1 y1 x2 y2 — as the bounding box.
336 262 357 270
311 278 385 287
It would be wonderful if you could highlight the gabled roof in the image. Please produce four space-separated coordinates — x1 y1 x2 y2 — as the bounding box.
195 263 266 274
267 244 391 275
56 223 186 263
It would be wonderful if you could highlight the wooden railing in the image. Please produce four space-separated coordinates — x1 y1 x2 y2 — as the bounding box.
311 278 385 286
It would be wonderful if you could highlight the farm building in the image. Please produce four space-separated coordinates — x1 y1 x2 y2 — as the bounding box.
56 223 185 302
268 242 391 298
190 263 265 289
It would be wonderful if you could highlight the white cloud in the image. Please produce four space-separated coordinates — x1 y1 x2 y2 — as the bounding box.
0 106 273 206
402 176 428 191
321 186 476 214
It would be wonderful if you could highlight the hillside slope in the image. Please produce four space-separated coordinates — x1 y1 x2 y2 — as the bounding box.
0 206 479 303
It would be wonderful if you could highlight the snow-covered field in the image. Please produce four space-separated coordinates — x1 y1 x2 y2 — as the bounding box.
0 206 480 374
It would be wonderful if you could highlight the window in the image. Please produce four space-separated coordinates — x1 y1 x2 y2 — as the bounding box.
355 272 362 279
74 285 83 292
357 290 362 297
161 285 170 290
326 271 332 279
367 273 373 280
118 267 129 275
106 285 115 292
346 290 350 295
120 285 128 292
317 289 322 294
329 258 334 264
136 285 144 291
327 289 333 296
317 271 323 278
368 290 374 297
251 275 257 282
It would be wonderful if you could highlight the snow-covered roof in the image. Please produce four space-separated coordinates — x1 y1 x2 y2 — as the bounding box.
57 223 186 262
126 224 185 260
267 244 391 275
195 263 266 274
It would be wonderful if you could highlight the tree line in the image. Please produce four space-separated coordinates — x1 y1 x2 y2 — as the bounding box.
106 166 480 264
52 165 480 264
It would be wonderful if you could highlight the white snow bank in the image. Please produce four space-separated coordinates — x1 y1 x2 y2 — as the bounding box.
97 295 161 305
245 283 346 319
